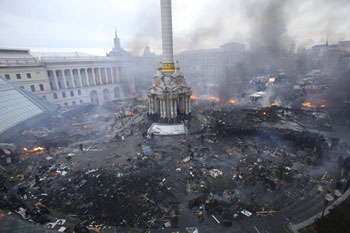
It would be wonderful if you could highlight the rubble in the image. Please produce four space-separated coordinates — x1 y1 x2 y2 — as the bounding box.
186 227 199 233
240 210 253 217
209 169 223 178
0 101 347 232
183 156 191 163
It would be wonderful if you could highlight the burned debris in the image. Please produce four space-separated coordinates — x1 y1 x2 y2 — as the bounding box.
0 91 348 233
0 1 349 230
2 101 347 233
42 169 179 228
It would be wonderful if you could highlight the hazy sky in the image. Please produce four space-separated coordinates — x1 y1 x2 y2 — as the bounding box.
0 0 349 55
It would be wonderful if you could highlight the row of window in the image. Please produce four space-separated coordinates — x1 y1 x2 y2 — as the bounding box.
5 73 32 80
19 84 45 92
53 90 82 99
57 100 84 107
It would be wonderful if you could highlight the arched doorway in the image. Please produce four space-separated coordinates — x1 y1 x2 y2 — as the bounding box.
103 89 110 102
90 90 99 105
114 87 120 99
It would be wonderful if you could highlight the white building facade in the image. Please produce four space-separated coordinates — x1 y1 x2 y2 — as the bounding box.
0 48 136 107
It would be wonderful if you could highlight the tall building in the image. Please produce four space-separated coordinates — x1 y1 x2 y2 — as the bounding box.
147 0 192 119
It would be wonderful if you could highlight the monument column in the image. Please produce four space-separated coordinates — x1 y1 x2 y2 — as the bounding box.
147 0 192 120
160 0 175 72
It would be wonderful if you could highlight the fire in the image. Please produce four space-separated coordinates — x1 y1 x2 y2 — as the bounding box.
270 103 277 107
302 99 327 108
228 98 239 104
93 114 99 118
302 102 317 108
190 95 198 99
208 96 220 102
268 77 276 83
72 116 77 120
263 112 267 115
82 125 91 129
33 147 45 152
128 112 134 116
23 147 45 153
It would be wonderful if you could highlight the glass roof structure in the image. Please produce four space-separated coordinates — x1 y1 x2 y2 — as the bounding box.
0 78 56 135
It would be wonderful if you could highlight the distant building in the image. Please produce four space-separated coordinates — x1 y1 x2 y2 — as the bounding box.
309 41 350 75
143 46 157 57
220 42 245 51
339 41 350 52
131 46 161 97
289 41 296 54
176 42 246 83
311 44 327 61
107 30 131 57
297 47 307 55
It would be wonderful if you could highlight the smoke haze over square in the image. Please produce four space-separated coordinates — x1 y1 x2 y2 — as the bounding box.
0 0 349 55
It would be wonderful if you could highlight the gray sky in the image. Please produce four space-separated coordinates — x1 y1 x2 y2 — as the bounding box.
0 0 349 55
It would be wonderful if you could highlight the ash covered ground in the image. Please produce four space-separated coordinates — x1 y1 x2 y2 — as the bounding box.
0 100 350 233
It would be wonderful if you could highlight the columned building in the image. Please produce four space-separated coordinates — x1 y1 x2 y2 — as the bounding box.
147 0 192 119
0 48 136 107
43 57 134 106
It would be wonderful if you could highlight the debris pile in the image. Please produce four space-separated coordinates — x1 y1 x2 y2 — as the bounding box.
0 102 348 232
41 169 178 228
